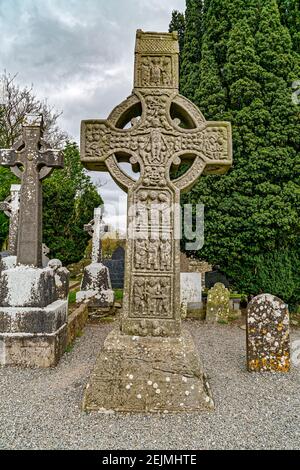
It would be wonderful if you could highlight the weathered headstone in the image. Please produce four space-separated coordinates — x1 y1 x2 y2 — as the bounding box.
0 184 21 254
180 272 202 318
206 283 230 323
205 265 230 289
48 258 70 300
180 254 211 318
80 30 232 412
246 294 290 372
0 115 69 367
103 246 125 288
76 207 114 308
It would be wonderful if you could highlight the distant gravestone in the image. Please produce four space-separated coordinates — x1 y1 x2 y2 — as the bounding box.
246 294 290 372
103 246 125 289
205 266 230 289
206 283 230 323
76 207 114 308
112 246 125 260
180 272 202 318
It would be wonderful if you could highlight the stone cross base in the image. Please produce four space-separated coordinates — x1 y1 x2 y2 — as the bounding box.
76 263 114 308
83 328 214 413
0 300 68 367
0 256 68 367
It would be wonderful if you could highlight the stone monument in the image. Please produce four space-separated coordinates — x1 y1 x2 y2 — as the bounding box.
81 30 232 412
246 294 290 372
0 115 69 367
206 283 231 323
76 207 114 308
0 184 21 254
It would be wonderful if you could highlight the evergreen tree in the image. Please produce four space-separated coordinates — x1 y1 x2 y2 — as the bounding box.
169 10 186 56
180 0 203 100
178 0 300 307
194 36 226 119
278 0 300 53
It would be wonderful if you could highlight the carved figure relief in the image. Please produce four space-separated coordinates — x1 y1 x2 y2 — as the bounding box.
132 276 171 318
133 189 172 273
140 56 172 88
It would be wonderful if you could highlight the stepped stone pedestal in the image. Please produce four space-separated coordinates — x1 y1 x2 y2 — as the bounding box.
76 262 114 308
0 257 68 368
83 328 214 412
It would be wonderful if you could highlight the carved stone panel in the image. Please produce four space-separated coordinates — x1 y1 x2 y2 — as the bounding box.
131 275 172 319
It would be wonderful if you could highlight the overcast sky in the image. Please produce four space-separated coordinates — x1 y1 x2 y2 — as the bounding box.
0 0 186 232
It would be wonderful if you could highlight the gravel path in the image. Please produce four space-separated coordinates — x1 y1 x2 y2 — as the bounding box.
0 321 299 450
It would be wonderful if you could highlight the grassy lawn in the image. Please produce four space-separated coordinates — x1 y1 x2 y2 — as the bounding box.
114 289 123 301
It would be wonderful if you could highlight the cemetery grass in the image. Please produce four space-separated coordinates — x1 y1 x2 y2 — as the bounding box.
0 320 299 450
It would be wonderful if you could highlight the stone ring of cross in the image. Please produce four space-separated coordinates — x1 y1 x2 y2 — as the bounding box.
81 89 232 194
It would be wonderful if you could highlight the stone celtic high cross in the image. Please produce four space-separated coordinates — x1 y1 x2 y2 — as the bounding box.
84 207 108 264
81 31 232 337
0 115 63 267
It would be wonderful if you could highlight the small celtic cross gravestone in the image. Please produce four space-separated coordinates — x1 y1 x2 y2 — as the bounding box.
81 31 232 337
0 115 64 267
84 206 108 264
0 184 21 254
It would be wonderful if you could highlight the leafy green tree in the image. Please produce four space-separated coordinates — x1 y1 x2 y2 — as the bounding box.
43 142 102 266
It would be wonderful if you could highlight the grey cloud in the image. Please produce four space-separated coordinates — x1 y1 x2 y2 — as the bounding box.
0 0 186 229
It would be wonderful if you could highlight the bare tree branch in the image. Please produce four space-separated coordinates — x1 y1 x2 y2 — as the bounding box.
0 72 68 149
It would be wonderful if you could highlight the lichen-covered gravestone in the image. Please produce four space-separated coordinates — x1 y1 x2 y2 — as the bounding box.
0 184 21 255
80 30 232 412
76 207 114 308
0 115 69 367
246 294 290 372
206 283 230 323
